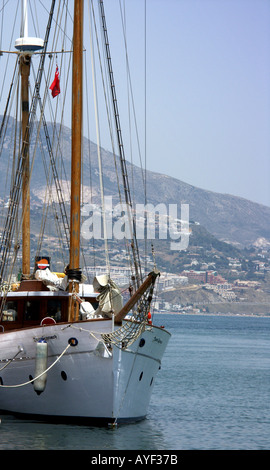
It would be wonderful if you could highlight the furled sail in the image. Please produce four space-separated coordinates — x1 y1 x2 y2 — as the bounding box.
93 275 123 318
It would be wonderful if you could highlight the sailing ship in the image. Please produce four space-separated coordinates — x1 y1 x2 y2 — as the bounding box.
0 0 170 424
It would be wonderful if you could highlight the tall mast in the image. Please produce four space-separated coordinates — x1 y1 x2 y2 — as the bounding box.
15 0 44 276
20 0 30 276
20 53 31 276
68 0 84 321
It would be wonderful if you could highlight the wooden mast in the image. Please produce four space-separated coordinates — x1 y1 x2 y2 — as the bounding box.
21 54 31 276
17 0 43 276
68 0 84 322
20 0 31 276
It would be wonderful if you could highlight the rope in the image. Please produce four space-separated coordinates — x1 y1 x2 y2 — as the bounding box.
102 279 155 349
0 346 24 372
90 0 135 280
0 0 57 289
0 0 19 103
0 343 71 388
62 324 112 358
99 0 143 288
62 324 105 344
88 3 110 277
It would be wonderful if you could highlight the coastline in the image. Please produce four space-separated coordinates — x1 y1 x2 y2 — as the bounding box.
154 310 270 318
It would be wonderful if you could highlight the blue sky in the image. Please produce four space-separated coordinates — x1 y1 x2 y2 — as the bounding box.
0 0 269 207
105 0 270 207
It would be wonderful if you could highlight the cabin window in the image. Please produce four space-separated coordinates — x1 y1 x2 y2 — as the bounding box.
24 300 40 321
2 300 18 321
47 299 62 322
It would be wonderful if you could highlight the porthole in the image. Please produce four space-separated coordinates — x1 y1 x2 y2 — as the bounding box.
68 337 78 347
139 371 143 381
61 371 67 381
0 377 3 385
139 338 145 348
150 377 153 386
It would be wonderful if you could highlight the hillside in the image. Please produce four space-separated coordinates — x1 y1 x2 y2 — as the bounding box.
160 282 270 316
1 117 270 251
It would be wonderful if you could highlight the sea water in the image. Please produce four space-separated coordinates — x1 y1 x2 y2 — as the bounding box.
0 314 270 450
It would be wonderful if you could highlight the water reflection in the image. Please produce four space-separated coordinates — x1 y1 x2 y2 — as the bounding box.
0 413 167 450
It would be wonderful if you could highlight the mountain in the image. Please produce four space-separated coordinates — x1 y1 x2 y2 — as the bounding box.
143 173 270 248
1 117 270 249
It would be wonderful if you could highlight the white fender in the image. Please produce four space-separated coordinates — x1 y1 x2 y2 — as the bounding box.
34 340 48 394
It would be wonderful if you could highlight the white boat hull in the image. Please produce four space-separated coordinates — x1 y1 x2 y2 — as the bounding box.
0 319 170 424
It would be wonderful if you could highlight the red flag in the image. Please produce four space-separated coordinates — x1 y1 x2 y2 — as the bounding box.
50 66 60 98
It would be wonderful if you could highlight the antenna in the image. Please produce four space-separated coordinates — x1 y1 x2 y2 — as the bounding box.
14 0 44 53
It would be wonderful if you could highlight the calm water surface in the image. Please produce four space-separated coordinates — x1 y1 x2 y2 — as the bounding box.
1 314 270 450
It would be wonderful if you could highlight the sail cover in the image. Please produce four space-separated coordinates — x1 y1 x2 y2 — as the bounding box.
93 275 123 318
